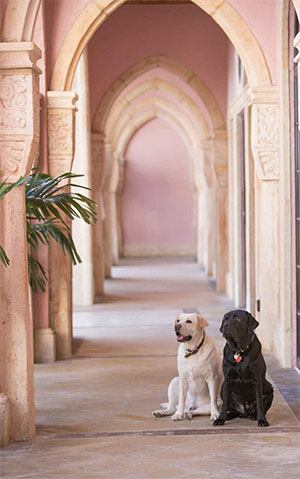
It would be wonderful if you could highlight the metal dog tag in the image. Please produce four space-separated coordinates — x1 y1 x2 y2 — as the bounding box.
234 353 242 363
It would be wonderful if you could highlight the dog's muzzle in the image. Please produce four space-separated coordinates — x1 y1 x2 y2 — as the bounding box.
174 326 192 342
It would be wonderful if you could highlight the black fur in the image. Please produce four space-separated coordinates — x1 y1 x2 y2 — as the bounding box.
213 310 273 427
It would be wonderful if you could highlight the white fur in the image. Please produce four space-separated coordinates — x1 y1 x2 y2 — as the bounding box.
152 313 222 421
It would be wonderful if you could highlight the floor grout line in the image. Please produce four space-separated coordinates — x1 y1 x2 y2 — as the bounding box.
35 425 300 440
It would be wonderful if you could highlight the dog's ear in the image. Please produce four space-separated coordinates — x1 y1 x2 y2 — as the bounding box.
220 313 228 334
247 312 259 332
196 314 208 330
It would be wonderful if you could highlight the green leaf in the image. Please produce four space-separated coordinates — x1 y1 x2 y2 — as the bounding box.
0 245 10 267
28 254 48 293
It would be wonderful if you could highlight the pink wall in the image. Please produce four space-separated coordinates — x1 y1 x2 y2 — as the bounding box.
121 118 195 251
88 4 229 121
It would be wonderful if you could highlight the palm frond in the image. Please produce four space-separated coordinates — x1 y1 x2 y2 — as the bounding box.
0 245 10 267
28 254 48 293
27 219 82 265
25 172 97 226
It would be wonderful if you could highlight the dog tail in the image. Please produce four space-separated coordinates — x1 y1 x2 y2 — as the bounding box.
160 402 169 409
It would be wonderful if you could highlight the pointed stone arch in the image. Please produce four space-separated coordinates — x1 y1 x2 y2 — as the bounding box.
93 55 225 132
99 77 210 142
48 0 271 91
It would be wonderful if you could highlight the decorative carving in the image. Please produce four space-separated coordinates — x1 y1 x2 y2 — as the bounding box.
251 103 279 181
257 106 279 146
0 75 27 131
0 136 39 180
48 111 73 156
0 139 24 175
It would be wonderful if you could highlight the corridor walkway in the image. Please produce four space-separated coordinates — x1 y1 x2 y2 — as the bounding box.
1 258 299 478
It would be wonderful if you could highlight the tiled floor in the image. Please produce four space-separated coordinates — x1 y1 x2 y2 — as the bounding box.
1 258 299 478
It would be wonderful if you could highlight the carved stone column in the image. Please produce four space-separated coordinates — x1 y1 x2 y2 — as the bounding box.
212 129 228 292
91 132 106 297
47 91 77 359
249 88 280 355
0 42 41 443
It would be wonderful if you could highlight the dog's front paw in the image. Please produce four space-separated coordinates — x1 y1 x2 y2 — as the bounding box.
152 410 163 418
172 411 191 421
210 412 219 421
212 416 226 426
258 418 269 427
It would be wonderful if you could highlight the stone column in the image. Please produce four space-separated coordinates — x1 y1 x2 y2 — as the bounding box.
91 133 106 297
109 152 121 265
0 42 41 443
47 91 77 359
212 129 228 292
201 138 215 277
249 88 280 356
102 143 114 277
71 51 94 306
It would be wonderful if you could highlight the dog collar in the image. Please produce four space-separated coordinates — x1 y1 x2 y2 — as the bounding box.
233 334 255 362
184 332 205 359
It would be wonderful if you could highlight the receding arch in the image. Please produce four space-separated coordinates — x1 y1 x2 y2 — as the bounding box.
100 78 210 143
93 55 225 131
112 100 201 160
106 95 208 153
48 0 272 91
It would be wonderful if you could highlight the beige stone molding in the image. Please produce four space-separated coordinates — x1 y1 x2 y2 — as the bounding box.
93 55 225 132
103 78 209 141
34 328 56 363
249 89 280 181
50 0 271 91
47 91 78 175
2 0 41 42
0 42 41 182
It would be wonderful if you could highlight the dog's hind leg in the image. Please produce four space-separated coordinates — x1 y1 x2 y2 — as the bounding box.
186 402 211 417
152 377 178 418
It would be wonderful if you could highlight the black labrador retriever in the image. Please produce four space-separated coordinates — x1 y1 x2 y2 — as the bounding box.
213 310 273 427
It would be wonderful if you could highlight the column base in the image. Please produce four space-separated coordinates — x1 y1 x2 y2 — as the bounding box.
0 394 10 447
34 328 56 363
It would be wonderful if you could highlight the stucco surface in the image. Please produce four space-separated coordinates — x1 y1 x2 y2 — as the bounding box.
121 118 195 251
87 4 229 120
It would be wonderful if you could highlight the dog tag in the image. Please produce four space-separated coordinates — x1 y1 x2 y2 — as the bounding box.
234 353 242 363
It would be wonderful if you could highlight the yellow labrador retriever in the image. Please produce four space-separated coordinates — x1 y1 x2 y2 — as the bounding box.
153 313 222 421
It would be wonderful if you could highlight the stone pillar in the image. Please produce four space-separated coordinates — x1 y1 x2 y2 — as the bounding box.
102 143 114 277
201 139 215 277
249 89 280 355
91 132 106 297
0 42 41 442
211 129 228 291
71 51 94 306
47 91 77 359
109 152 121 265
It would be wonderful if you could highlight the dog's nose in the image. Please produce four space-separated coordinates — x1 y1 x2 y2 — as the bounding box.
175 324 181 331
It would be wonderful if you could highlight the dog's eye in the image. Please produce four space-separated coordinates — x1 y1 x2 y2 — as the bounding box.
176 319 180 323
186 320 192 324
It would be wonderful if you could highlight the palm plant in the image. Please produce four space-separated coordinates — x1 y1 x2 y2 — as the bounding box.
0 171 97 292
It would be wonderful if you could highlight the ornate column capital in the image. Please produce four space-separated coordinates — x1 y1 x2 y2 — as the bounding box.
47 91 78 176
0 42 41 182
249 87 280 181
